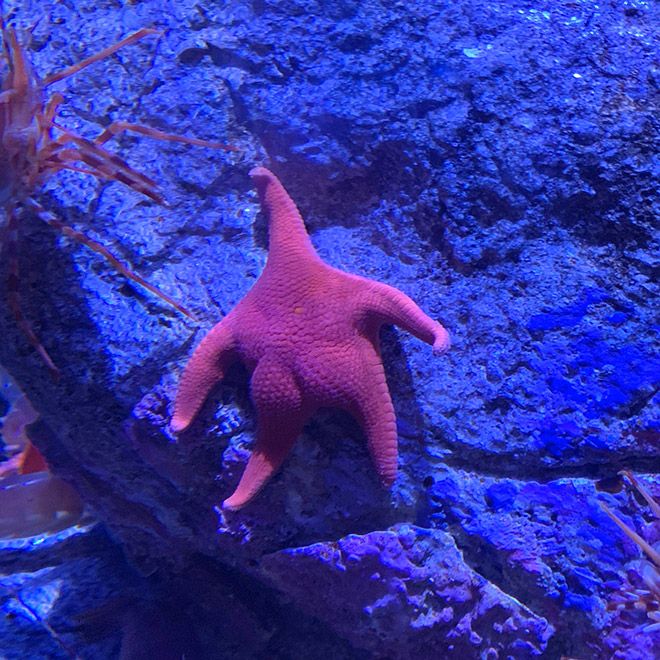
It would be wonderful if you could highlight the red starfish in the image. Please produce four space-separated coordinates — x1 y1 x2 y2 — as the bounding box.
172 167 450 510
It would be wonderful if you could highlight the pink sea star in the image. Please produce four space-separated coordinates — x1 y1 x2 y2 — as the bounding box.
172 167 450 509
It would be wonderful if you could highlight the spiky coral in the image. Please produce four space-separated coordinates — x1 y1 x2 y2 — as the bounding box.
600 471 660 633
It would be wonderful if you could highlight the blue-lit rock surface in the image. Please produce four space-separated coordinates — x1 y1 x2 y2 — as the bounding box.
261 524 554 658
0 521 362 658
0 0 657 657
0 525 128 659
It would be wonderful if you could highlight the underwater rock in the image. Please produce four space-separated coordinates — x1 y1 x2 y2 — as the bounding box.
0 521 355 658
0 0 658 657
425 471 623 651
0 525 126 659
261 524 554 658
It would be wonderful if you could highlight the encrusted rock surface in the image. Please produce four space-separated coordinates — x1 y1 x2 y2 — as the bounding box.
0 0 658 657
261 524 554 658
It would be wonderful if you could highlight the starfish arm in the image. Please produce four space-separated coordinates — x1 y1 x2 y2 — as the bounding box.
250 167 318 262
361 281 451 355
223 357 305 510
349 356 399 487
172 319 237 433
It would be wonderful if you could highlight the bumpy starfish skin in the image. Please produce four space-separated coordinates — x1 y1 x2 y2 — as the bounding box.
172 167 450 510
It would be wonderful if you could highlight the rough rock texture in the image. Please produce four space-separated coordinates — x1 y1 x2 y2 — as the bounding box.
0 0 658 657
261 524 554 658
0 525 124 659
0 523 361 659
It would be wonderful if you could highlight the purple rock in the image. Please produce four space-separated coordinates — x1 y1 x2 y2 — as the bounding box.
261 524 553 658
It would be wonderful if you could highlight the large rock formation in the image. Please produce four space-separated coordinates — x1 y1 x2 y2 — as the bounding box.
1 0 657 657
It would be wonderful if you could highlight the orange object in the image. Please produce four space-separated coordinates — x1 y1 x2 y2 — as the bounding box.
18 440 48 474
